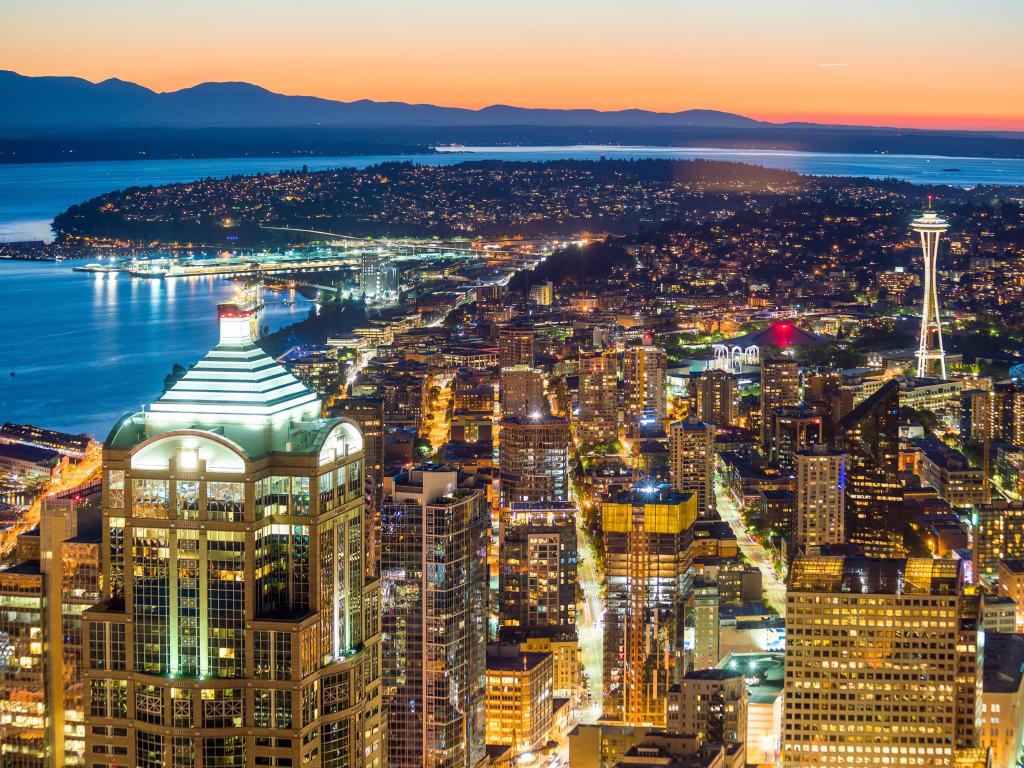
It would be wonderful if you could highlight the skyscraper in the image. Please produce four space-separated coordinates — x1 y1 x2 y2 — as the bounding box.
912 208 951 378
839 379 903 556
498 416 570 511
498 325 535 368
499 502 578 634
360 249 398 300
769 406 822 474
577 351 619 447
689 369 738 427
499 365 547 420
668 416 716 518
759 358 800 453
783 554 981 767
793 446 845 551
83 295 383 768
602 484 696 726
380 467 489 768
623 343 668 429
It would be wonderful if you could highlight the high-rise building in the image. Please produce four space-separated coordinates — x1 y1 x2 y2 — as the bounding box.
380 467 489 768
839 379 904 556
974 499 1024 578
499 416 570 510
769 406 822 474
360 249 398 300
759 358 800 453
783 554 981 767
0 494 102 768
689 369 737 427
499 502 577 633
668 416 716 518
793 446 845 551
500 365 547 420
912 209 950 378
602 484 697 726
499 325 535 368
623 343 668 429
83 296 383 768
577 351 619 447
666 668 747 746
330 395 385 574
686 580 720 672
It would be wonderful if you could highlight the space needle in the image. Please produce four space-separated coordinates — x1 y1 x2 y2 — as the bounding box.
911 201 950 379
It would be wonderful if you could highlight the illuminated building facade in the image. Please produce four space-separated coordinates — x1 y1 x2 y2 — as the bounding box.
499 503 577 633
783 554 981 767
666 668 747 748
668 416 716 519
689 370 738 428
623 344 668 429
485 647 554 754
380 467 489 768
498 326 535 369
498 416 570 511
793 446 845 551
577 351 619 447
602 484 697 726
82 297 383 768
839 379 904 556
759 358 800 454
500 365 546 420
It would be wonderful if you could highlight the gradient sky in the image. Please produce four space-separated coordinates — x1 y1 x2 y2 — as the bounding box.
4 0 1023 131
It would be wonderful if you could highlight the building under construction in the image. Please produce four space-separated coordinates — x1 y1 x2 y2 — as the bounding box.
601 483 696 726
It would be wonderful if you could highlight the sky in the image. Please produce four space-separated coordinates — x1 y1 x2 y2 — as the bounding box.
4 0 1024 131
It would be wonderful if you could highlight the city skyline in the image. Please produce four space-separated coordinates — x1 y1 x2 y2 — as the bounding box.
3 0 1024 131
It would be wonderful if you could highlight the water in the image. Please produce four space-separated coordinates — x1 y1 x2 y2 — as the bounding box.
1 145 1023 436
0 260 315 437
2 146 1023 243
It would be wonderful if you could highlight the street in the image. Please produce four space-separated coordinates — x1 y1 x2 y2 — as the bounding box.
715 477 787 617
575 509 604 724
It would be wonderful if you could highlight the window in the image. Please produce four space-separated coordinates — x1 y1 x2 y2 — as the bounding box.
133 479 168 518
176 480 200 520
207 482 244 522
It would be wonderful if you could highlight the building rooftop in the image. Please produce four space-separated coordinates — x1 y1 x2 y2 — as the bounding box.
788 554 962 595
983 632 1024 694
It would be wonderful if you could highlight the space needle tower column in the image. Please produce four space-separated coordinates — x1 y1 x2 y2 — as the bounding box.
911 204 950 379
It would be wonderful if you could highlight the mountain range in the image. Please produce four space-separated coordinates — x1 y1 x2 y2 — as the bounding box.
1 70 766 132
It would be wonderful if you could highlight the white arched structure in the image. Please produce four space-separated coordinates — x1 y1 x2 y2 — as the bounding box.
711 343 760 373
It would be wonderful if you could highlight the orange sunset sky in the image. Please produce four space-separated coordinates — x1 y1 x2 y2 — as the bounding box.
3 0 1023 131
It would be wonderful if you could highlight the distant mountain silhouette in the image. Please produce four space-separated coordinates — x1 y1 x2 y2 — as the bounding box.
0 70 763 131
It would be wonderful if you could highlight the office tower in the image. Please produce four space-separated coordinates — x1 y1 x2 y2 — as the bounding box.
499 503 577 633
577 351 619 447
783 554 981 768
528 280 554 306
686 580 720 672
759 357 800 452
380 467 489 768
603 484 697 726
839 379 904 556
912 208 951 378
978 632 1024 768
666 668 747 745
499 325 535 368
485 646 554 754
0 494 100 768
331 395 385 573
498 416 570 510
500 365 547 420
450 367 495 445
988 380 1024 447
668 416 716 518
82 296 383 768
794 446 845 551
360 249 398 299
804 369 853 443
689 369 737 427
974 499 1024 578
769 406 822 473
623 343 668 428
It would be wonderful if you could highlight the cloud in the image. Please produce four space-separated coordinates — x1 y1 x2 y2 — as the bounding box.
818 63 850 68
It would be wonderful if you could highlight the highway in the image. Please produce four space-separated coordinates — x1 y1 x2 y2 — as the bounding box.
715 477 787 617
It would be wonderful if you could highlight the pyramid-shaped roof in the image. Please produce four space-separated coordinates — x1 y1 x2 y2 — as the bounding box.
151 340 318 419
723 322 827 348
